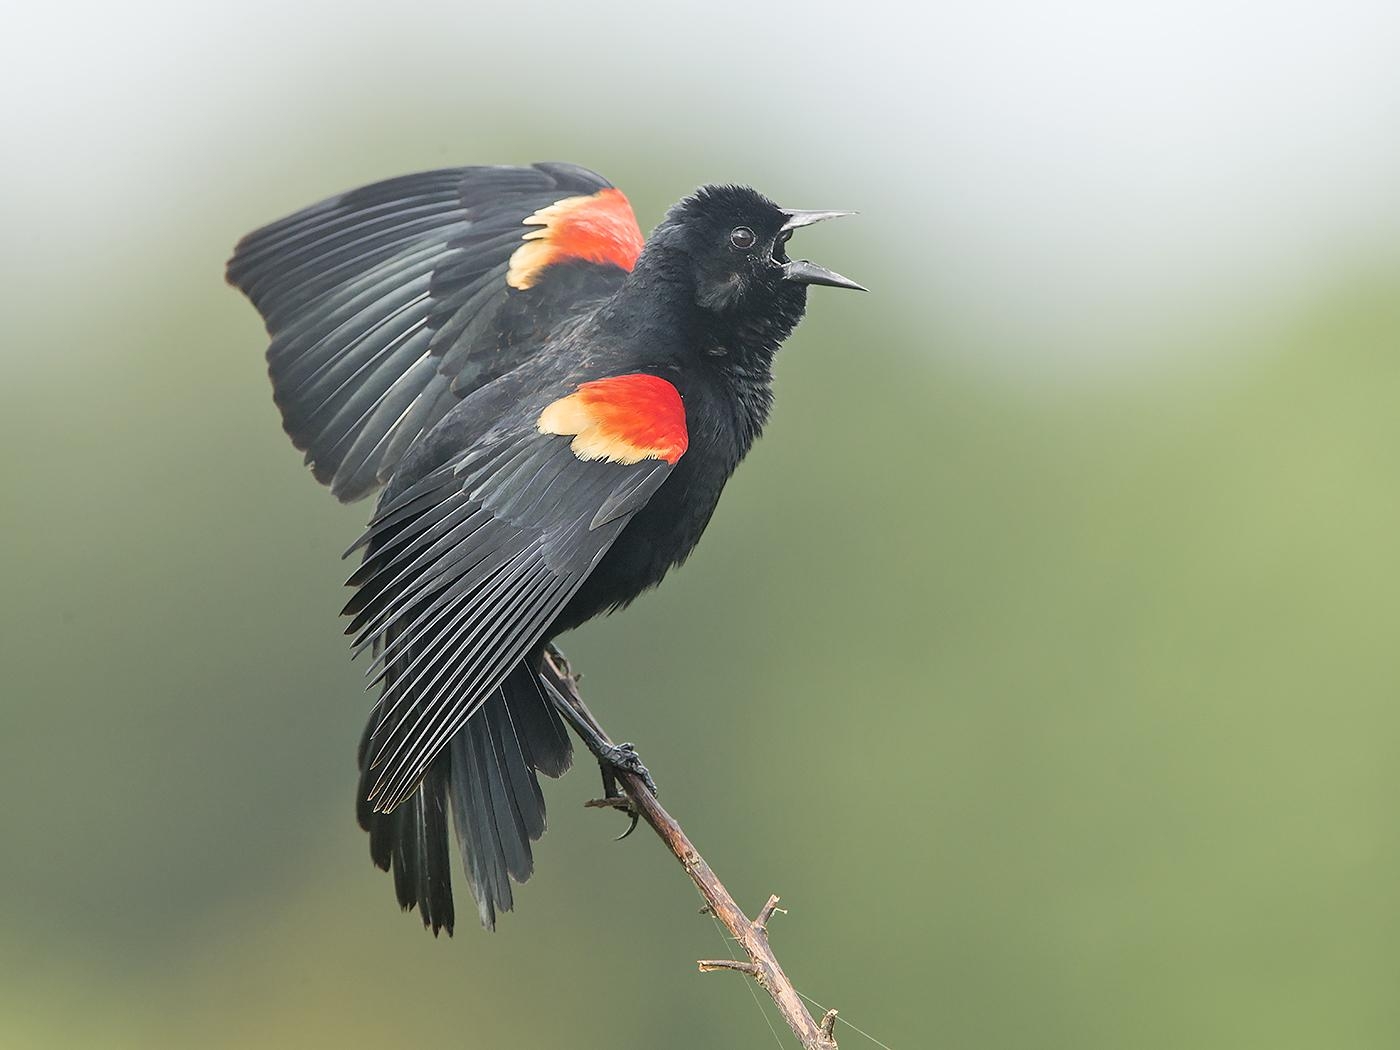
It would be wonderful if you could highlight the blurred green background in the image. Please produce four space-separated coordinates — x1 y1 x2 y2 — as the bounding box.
4 2 1399 1048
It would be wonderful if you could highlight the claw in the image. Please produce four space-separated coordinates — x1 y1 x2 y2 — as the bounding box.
583 793 641 839
616 810 640 840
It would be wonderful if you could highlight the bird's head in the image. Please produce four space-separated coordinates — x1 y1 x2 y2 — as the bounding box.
650 184 864 317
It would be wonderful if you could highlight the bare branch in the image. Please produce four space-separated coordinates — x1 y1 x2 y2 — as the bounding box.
541 649 840 1050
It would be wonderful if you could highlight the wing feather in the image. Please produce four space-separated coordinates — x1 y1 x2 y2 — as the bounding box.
227 163 642 501
348 422 672 812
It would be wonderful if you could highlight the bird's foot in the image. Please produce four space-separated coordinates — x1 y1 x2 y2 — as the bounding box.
584 743 657 840
598 741 658 797
538 653 655 838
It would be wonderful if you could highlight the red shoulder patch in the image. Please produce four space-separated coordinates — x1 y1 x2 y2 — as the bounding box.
506 188 645 290
537 374 688 465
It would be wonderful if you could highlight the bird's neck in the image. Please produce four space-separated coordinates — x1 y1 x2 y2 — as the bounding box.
610 248 807 453
690 305 791 454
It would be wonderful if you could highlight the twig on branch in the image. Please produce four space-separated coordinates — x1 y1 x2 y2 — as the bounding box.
541 649 840 1050
821 1009 841 1041
697 958 762 976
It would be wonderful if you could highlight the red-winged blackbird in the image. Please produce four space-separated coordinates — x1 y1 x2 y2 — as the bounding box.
227 162 862 933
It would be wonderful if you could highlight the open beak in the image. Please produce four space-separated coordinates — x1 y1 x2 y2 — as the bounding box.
780 209 856 232
778 209 866 291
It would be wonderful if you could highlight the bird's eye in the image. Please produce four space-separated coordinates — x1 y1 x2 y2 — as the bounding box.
729 226 756 250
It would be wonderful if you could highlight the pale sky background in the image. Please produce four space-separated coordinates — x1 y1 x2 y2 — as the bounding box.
4 0 1398 374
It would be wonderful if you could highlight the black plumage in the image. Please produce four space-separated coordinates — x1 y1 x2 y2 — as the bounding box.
228 163 861 932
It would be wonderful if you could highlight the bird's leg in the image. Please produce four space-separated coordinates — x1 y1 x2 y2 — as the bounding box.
542 645 658 794
539 645 657 839
544 675 659 797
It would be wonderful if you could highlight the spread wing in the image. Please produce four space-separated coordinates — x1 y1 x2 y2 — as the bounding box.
226 162 645 501
346 373 688 811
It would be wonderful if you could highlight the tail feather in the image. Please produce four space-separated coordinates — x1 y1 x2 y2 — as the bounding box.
456 722 513 923
357 657 573 933
504 663 573 778
476 710 535 881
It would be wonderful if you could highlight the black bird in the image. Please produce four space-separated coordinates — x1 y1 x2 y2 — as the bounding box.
226 162 862 933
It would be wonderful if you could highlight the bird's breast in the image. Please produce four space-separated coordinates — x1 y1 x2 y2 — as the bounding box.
547 410 741 636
